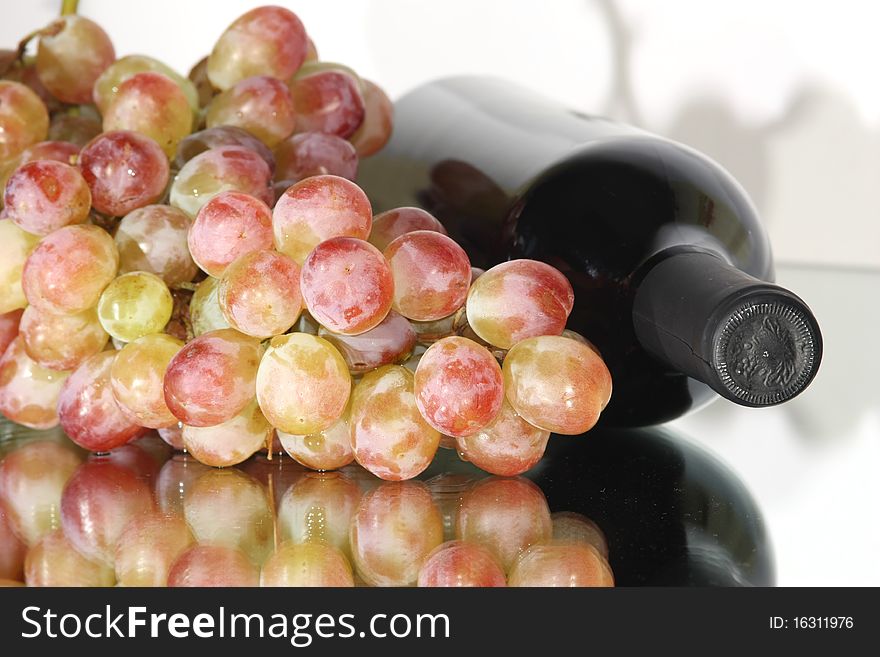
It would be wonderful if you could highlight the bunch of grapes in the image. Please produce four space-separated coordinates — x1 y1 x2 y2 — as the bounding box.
0 5 612 482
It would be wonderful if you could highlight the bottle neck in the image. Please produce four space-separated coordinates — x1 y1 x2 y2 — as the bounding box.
632 251 822 407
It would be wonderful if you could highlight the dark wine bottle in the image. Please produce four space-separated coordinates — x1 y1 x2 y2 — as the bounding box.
358 76 822 426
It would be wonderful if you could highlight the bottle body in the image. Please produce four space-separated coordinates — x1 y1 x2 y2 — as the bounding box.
359 76 819 426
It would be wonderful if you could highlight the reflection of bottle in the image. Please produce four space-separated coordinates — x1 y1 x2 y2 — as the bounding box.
358 77 822 425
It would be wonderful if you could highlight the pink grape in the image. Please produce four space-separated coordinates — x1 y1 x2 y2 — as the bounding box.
551 512 609 559
175 125 275 172
102 71 193 158
274 132 358 183
272 174 372 264
261 542 355 587
256 333 351 435
384 230 471 321
0 337 69 429
163 328 263 427
170 145 273 218
349 482 443 586
188 191 274 277
167 545 259 587
189 276 230 336
456 477 552 572
114 512 194 587
20 305 108 371
300 237 393 335
93 54 199 114
24 529 115 587
369 207 447 252
508 543 614 587
79 130 169 217
318 309 416 374
350 365 440 481
350 79 393 157
0 81 49 161
0 219 40 314
110 333 184 428
218 249 303 338
182 400 272 467
22 224 118 314
466 259 575 349
0 309 23 356
207 6 308 91
3 160 90 236
456 400 549 477
290 65 365 138
277 409 354 472
417 540 507 587
115 205 198 286
413 336 504 438
58 351 145 452
207 75 295 147
36 15 115 104
503 335 613 435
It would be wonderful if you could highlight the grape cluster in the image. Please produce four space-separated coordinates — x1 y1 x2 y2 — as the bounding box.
0 6 612 481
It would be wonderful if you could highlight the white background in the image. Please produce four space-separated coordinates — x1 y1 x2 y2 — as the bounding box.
3 1 877 586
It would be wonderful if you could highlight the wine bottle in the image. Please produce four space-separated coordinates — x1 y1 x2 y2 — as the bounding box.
358 76 822 426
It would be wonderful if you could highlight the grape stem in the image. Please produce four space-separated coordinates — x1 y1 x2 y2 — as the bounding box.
61 0 78 15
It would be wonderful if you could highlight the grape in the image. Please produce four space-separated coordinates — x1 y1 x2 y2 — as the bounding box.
154 456 211 516
0 337 69 429
36 15 115 104
413 336 504 438
182 400 272 467
187 56 214 108
60 456 154 564
175 125 275 172
110 333 184 428
384 230 471 321
57 351 145 452
369 207 447 252
0 140 80 198
207 6 308 91
503 335 612 435
508 543 614 587
290 65 365 138
0 81 49 161
551 512 609 559
218 250 303 338
256 333 351 435
349 481 443 587
0 501 26 581
189 276 230 337
277 408 354 471
272 174 372 264
350 365 440 481
207 75 295 147
167 545 259 587
157 424 184 451
3 160 90 236
0 219 40 314
0 440 82 545
48 113 102 147
170 145 273 218
22 224 118 315
409 315 456 345
277 471 361 559
21 305 108 371
183 468 272 565
93 54 199 114
560 328 602 355
115 205 198 286
163 328 262 427
0 309 22 356
274 132 358 184
24 529 115 587
456 477 552 572
350 80 393 157
261 542 355 587
79 130 169 217
95 271 172 343
300 237 393 335
318 309 416 374
114 512 194 587
102 72 193 158
188 191 274 278
455 400 549 477
465 259 574 349
417 540 506 587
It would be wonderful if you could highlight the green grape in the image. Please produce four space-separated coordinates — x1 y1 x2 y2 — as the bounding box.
97 271 173 342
